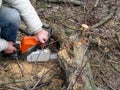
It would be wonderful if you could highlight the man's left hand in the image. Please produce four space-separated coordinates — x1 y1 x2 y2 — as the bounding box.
34 29 48 43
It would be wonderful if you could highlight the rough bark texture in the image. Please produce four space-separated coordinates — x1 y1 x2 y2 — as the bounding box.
58 28 96 90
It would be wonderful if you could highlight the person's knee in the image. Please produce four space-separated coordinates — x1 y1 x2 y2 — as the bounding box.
8 8 21 26
0 7 21 26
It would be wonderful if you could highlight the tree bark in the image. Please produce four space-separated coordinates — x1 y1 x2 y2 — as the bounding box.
58 26 96 90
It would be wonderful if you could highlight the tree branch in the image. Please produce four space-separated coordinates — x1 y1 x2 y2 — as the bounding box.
45 0 83 6
91 7 117 28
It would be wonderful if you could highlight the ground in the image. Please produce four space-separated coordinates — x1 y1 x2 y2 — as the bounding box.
0 0 120 90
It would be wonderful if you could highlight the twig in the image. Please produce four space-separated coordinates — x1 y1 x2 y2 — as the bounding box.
109 62 120 75
16 59 24 77
67 44 89 90
31 63 58 90
34 73 56 90
45 0 83 6
86 6 117 40
94 0 100 7
99 70 115 90
91 7 117 28
115 33 120 49
84 71 96 90
6 86 23 90
0 78 32 86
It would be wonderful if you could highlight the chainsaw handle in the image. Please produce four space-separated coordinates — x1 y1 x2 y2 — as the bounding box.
19 26 52 59
45 27 52 46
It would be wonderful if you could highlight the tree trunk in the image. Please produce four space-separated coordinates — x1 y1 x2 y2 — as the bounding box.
58 26 96 90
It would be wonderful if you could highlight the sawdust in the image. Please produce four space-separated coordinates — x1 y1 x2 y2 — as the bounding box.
0 0 120 89
0 59 63 89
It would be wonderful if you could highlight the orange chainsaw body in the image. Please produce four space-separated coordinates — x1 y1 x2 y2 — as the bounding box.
20 36 45 53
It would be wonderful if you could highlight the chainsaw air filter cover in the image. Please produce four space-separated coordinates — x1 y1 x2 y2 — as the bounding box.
27 48 57 62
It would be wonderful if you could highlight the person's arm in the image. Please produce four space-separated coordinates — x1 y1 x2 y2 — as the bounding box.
4 0 42 34
0 0 2 7
4 0 48 43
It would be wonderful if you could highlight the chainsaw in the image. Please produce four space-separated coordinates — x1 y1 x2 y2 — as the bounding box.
3 25 57 62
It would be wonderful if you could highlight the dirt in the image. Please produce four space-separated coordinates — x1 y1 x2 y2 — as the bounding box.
0 0 120 90
37 0 120 89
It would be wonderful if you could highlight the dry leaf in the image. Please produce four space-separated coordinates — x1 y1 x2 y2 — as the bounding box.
96 37 101 45
81 24 89 30
104 47 110 53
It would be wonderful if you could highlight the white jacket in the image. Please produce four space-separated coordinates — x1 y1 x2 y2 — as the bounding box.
0 0 43 51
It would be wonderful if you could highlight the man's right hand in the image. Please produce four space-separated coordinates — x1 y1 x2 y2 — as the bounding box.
4 42 17 54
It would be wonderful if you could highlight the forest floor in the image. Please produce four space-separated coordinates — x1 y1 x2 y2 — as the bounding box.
0 0 120 90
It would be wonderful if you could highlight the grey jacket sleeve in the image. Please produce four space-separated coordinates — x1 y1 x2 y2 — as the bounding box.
0 38 8 51
0 0 2 7
4 0 43 34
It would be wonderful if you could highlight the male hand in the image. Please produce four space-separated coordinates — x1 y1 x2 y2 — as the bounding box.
4 42 17 54
34 29 48 43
